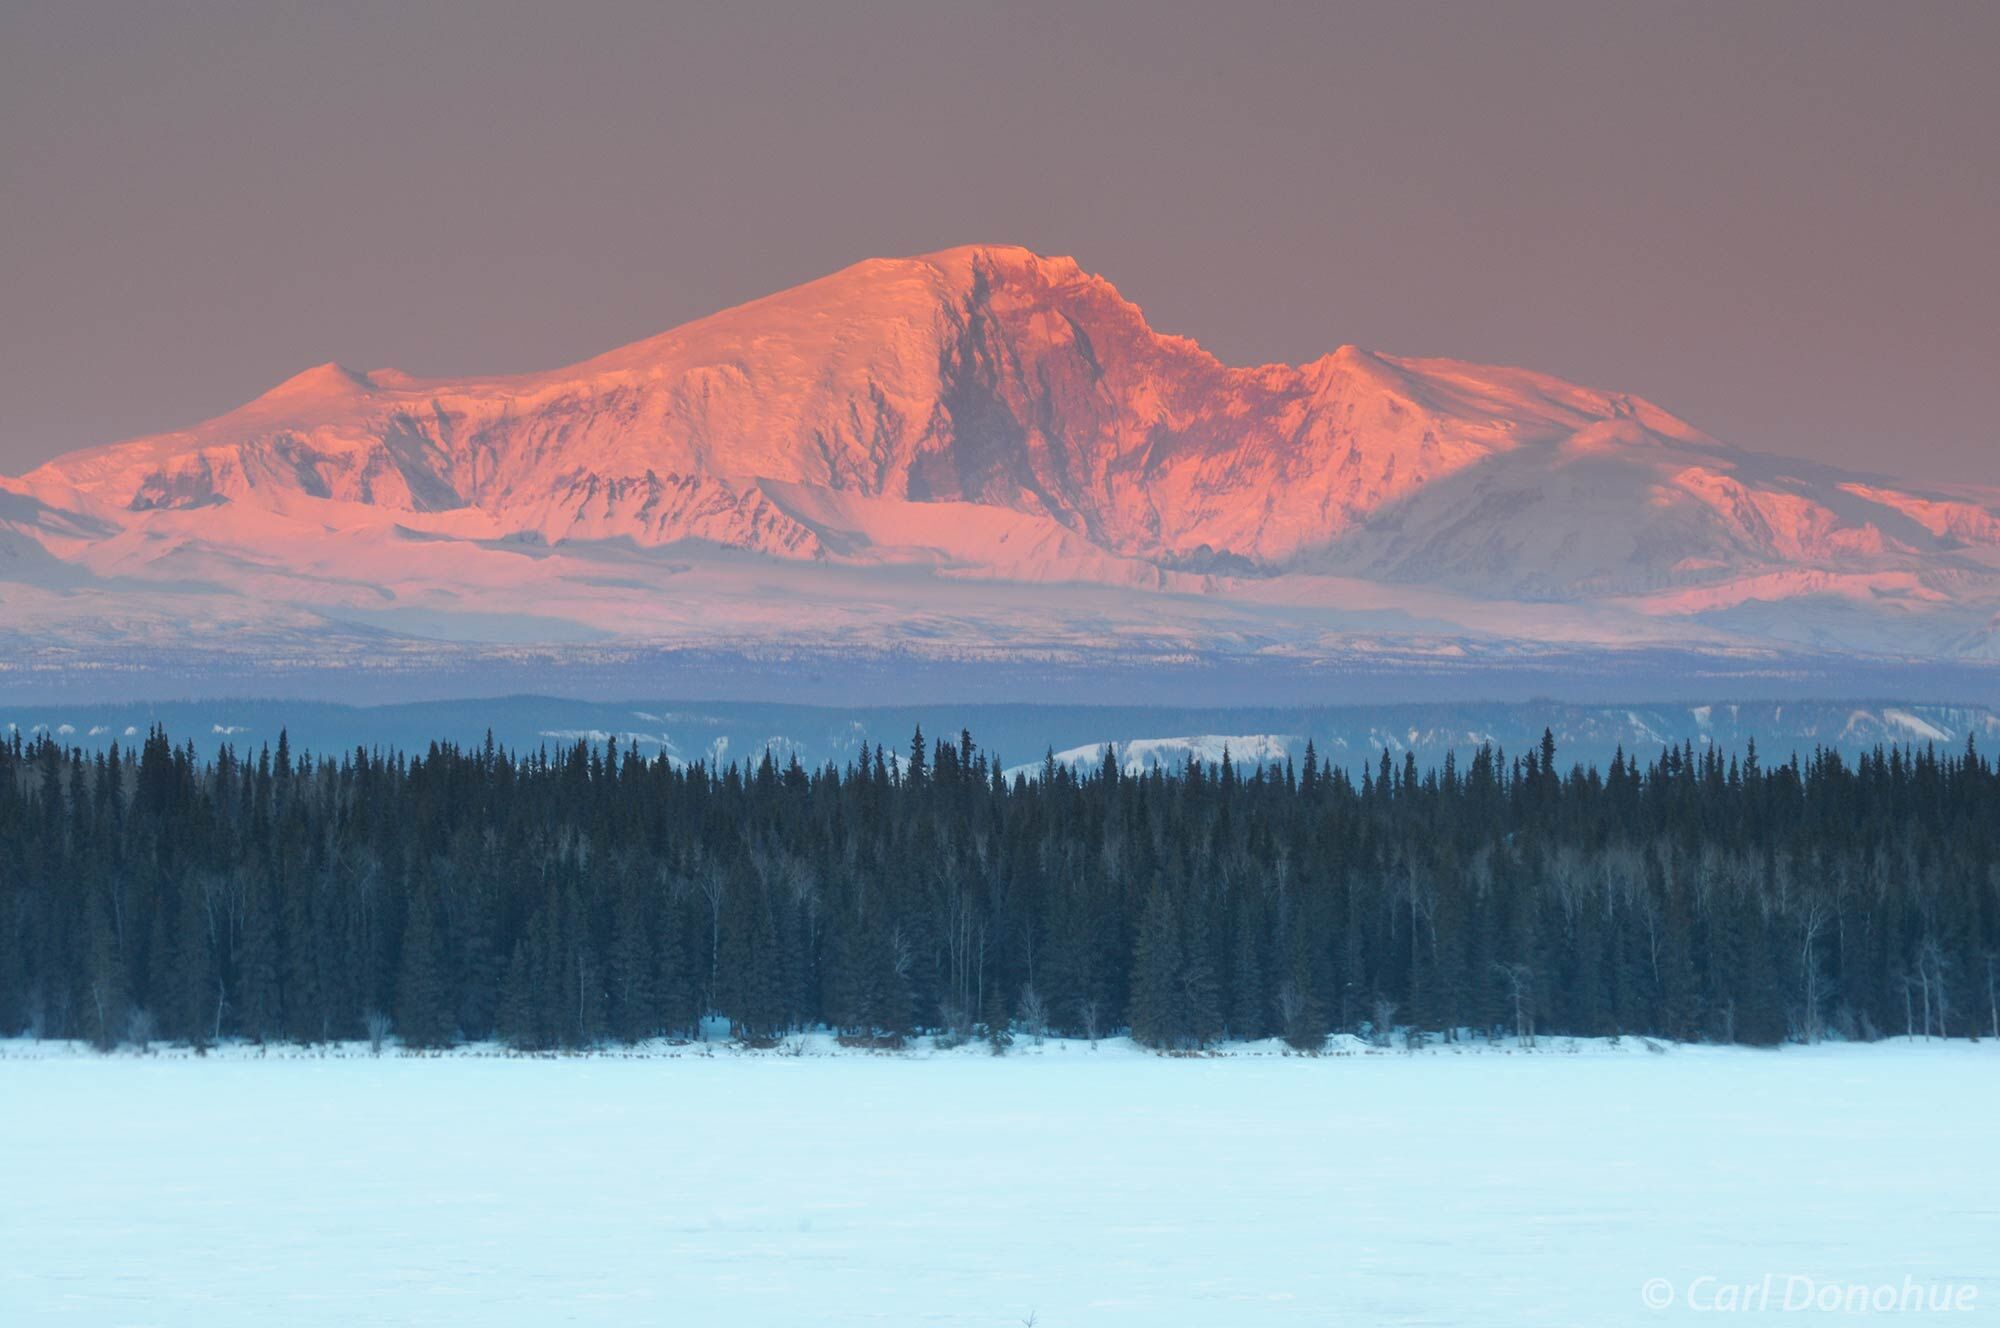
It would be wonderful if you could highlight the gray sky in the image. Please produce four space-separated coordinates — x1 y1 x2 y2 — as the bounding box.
4 1 1996 486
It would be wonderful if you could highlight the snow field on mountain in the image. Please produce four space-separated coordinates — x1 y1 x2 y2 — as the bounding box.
4 1037 1995 1326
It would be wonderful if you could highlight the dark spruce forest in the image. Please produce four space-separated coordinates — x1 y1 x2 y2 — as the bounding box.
3 726 1996 1053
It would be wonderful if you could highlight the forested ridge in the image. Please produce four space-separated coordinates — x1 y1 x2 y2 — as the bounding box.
2 724 1997 1054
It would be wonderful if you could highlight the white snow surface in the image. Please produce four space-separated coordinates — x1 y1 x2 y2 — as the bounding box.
3 1035 1996 1325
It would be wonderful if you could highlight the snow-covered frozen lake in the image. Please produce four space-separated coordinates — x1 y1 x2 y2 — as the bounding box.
4 1038 1995 1326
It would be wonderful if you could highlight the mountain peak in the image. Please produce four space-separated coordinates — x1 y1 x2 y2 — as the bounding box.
917 242 1069 271
793 244 1090 303
251 362 377 409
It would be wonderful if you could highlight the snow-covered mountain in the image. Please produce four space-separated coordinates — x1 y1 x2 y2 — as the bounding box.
5 243 1999 670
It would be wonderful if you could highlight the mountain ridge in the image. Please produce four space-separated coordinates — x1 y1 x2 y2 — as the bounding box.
4 243 1998 669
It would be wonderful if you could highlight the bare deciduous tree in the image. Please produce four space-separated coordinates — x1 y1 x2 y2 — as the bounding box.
1986 953 1999 1042
1017 982 1048 1045
1077 996 1102 1048
1493 962 1535 1047
124 1007 156 1053
1798 895 1832 1044
1371 997 1399 1049
694 854 726 1015
1911 936 1950 1039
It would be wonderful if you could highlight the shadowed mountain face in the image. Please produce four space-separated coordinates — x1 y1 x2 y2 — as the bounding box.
4 244 1999 671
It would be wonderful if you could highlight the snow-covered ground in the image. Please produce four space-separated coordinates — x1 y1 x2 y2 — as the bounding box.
4 1037 1995 1325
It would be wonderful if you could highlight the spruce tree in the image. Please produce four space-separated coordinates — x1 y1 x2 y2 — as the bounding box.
235 879 280 1044
983 982 1013 1054
1278 935 1329 1052
396 889 450 1049
1230 912 1266 1041
84 893 126 1052
1176 897 1222 1049
497 940 539 1050
173 890 216 1050
1129 890 1182 1050
607 875 658 1043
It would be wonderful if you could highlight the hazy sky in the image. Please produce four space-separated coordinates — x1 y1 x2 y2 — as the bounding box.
4 1 1995 485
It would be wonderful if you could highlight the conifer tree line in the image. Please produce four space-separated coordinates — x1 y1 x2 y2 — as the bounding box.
2 723 1997 1054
